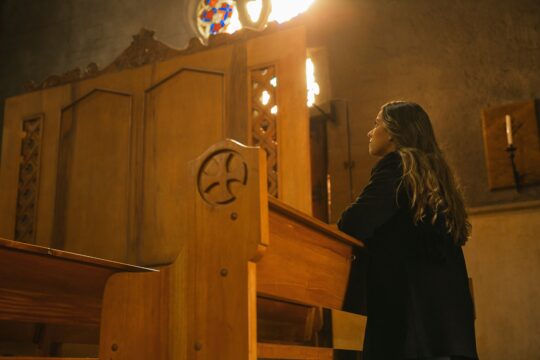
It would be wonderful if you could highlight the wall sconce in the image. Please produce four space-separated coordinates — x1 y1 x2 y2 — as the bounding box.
481 100 540 191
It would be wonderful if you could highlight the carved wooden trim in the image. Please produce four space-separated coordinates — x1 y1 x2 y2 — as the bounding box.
250 65 279 197
23 16 307 92
15 114 44 243
101 29 182 73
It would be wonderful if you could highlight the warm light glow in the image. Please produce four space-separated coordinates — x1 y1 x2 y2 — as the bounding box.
306 58 320 107
270 77 277 87
268 0 315 24
260 90 271 105
247 0 263 21
225 0 315 34
271 105 278 114
225 6 242 34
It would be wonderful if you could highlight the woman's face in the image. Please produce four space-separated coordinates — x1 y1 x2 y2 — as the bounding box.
368 110 395 156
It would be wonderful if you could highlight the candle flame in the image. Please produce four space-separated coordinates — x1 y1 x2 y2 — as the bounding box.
306 58 320 107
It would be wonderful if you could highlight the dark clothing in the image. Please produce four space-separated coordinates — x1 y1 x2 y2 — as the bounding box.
337 151 478 360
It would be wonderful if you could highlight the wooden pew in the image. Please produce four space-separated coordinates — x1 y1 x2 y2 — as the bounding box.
0 237 155 358
1 140 366 359
95 140 367 360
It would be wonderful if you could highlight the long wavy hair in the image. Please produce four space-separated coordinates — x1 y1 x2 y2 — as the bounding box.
381 101 471 245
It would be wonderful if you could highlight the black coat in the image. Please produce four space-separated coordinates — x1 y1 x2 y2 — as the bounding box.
338 151 478 360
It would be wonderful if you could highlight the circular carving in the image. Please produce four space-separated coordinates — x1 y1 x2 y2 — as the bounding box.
198 150 248 205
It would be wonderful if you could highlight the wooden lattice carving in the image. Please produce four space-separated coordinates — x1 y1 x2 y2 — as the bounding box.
15 115 43 243
251 66 278 197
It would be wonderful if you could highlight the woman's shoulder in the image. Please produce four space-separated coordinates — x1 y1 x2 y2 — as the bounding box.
371 151 402 175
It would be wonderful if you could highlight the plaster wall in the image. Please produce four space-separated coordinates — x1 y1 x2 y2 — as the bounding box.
466 203 540 359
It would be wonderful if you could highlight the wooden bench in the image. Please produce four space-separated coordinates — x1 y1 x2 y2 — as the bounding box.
95 140 367 359
0 237 155 357
0 140 367 359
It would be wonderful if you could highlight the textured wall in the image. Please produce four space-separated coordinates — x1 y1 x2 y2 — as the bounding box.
312 0 540 209
466 203 540 359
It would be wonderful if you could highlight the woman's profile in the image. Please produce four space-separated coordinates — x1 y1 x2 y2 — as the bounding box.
338 101 478 360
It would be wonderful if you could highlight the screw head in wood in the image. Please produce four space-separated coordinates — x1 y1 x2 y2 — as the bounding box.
220 268 228 277
230 212 238 220
194 341 203 351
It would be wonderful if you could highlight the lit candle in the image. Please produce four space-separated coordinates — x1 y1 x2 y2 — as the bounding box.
505 114 513 146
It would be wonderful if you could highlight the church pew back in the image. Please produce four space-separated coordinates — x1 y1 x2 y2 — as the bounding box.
0 237 155 327
258 197 362 310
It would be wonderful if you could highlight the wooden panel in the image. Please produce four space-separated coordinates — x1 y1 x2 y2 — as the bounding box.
53 89 132 262
331 309 365 351
257 296 323 345
257 343 333 359
481 100 540 190
139 68 225 265
0 86 72 245
247 25 312 214
99 269 170 360
257 200 358 310
74 66 153 263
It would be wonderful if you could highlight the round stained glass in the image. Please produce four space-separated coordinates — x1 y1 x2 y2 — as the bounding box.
197 0 235 40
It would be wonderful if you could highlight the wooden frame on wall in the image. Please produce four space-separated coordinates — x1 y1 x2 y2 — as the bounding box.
481 99 540 190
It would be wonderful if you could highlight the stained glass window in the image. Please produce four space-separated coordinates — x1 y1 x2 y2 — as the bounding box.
197 0 236 39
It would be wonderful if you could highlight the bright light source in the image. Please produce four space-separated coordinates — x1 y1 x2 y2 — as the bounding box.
268 0 315 24
306 58 320 107
247 0 263 22
271 105 278 114
270 77 277 87
225 0 315 34
260 90 271 105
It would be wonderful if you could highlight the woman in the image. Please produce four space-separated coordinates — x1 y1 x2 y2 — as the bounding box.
338 101 478 360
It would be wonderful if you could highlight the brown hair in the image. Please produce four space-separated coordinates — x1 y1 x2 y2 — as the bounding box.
381 101 470 245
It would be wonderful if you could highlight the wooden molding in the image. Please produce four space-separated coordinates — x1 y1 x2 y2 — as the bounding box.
22 17 308 92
